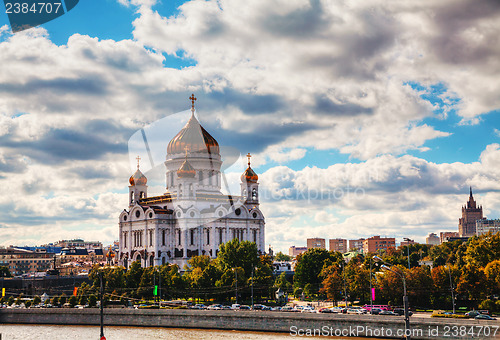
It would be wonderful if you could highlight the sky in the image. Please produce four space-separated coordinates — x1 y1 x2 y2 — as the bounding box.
1 0 500 253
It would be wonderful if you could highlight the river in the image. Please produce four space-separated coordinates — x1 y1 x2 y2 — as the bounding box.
0 324 390 339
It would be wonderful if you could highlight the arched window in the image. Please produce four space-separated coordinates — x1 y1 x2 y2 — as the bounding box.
190 229 195 245
199 171 203 184
162 230 166 246
206 229 210 245
178 230 181 245
130 191 135 204
170 171 174 187
209 171 213 185
219 229 223 244
189 184 194 196
179 184 183 196
140 191 145 199
252 188 258 200
253 230 257 243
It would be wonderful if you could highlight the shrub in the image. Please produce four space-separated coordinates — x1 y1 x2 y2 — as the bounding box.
479 299 495 312
88 294 97 307
33 295 41 305
68 295 78 307
25 300 32 308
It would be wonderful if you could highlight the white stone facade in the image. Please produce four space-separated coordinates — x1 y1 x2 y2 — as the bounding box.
118 109 265 269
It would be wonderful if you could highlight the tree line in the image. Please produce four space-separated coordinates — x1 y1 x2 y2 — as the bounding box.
293 232 500 311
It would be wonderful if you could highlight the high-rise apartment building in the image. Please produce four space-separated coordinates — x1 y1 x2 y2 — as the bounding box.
459 187 483 237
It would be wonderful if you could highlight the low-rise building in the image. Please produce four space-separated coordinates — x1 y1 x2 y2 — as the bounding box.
440 232 459 243
426 233 440 245
476 219 500 236
400 238 416 247
0 247 54 276
289 246 307 257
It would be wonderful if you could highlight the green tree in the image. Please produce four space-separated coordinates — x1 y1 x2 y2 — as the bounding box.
7 296 14 306
25 300 32 308
124 261 144 293
464 233 500 268
217 239 259 276
0 266 12 277
274 271 291 290
59 294 67 305
320 264 342 303
484 259 500 295
275 252 291 262
294 248 342 294
457 265 487 301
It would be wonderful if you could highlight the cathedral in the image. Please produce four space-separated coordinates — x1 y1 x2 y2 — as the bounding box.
118 95 265 269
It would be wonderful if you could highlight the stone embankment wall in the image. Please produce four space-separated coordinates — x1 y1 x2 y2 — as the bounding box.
1 309 499 340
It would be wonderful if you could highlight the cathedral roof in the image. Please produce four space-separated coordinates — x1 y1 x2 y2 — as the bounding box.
167 95 220 155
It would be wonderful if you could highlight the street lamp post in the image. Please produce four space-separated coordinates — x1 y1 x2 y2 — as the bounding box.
446 266 455 314
374 256 411 340
99 270 105 340
251 267 254 309
403 238 411 269
233 268 238 305
340 261 348 308
369 258 373 312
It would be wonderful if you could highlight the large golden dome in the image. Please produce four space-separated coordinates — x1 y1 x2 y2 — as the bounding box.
167 114 220 155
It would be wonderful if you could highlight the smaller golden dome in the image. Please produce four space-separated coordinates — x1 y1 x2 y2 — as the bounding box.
177 159 196 178
129 156 147 185
129 169 147 186
241 153 258 183
241 167 258 183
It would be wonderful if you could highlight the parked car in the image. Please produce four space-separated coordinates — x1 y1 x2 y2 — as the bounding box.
231 304 241 310
318 307 333 313
475 314 496 320
393 308 413 316
239 305 251 310
370 308 382 315
252 304 265 310
379 310 398 316
207 304 222 310
465 310 481 318
221 305 231 310
330 307 347 314
190 304 206 310
347 308 365 314
301 306 316 313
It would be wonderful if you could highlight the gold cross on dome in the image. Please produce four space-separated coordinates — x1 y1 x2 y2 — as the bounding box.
246 153 251 166
189 94 197 113
136 156 141 169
